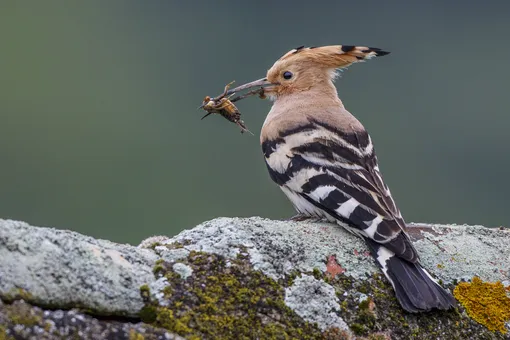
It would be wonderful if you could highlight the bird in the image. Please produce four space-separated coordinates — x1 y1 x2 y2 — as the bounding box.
228 45 456 313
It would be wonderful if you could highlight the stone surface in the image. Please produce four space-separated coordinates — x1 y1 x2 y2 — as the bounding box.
410 222 510 284
157 218 510 285
1 217 510 339
0 219 159 316
0 299 183 340
284 274 348 331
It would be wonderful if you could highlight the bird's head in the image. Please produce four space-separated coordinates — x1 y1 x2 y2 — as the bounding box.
229 45 389 100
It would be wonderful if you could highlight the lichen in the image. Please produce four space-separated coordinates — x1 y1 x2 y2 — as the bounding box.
128 329 145 340
323 271 502 339
137 241 509 338
140 251 323 339
453 276 510 334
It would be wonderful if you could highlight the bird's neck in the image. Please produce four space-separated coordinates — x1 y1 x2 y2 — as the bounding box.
276 79 342 106
261 82 346 141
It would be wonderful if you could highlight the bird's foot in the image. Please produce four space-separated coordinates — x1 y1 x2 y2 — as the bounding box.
285 214 316 222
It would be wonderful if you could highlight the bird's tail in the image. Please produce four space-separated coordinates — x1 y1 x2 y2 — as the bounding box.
364 238 456 313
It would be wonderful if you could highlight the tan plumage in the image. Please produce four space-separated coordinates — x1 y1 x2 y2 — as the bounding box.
261 45 381 140
225 44 456 313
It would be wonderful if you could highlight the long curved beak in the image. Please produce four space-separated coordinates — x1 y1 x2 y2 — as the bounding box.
200 78 273 109
225 78 272 96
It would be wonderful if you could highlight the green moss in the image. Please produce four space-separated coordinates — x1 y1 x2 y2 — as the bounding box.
358 298 371 310
1 288 33 303
137 245 508 339
139 284 151 302
357 281 371 295
0 326 12 340
366 334 388 340
152 265 164 276
162 285 173 298
355 297 376 333
5 299 41 327
148 242 162 250
152 259 166 276
350 323 365 335
321 328 351 340
140 251 323 339
139 305 158 324
325 271 503 339
312 267 322 280
454 276 510 334
168 240 191 249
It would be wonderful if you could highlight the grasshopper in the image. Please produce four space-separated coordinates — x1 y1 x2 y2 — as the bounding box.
199 81 265 135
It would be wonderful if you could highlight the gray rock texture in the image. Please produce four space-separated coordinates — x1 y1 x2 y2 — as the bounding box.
159 217 510 285
0 219 159 316
284 274 348 331
1 217 509 339
0 299 183 340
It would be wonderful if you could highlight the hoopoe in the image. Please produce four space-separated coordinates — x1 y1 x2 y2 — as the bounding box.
227 45 456 313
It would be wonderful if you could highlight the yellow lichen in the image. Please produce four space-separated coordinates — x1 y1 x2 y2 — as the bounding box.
453 276 510 334
128 329 145 340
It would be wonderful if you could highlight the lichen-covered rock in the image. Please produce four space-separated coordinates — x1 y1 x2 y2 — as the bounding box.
1 217 510 339
139 250 326 339
453 277 510 334
142 218 510 339
0 219 159 316
284 274 348 331
0 299 183 340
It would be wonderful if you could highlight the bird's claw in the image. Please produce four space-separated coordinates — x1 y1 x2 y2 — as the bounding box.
286 214 315 222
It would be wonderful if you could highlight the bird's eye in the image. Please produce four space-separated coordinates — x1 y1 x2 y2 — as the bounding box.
283 71 293 80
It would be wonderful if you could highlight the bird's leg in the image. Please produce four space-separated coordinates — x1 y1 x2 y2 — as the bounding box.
207 81 235 103
200 112 213 120
221 81 235 98
286 213 315 222
230 87 265 103
213 98 230 111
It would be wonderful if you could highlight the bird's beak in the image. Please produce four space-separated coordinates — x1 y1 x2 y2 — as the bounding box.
200 78 275 109
226 78 274 98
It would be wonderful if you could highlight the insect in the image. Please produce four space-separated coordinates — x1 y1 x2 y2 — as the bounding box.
199 81 265 135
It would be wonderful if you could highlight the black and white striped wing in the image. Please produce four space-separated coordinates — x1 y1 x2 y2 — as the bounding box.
263 121 418 262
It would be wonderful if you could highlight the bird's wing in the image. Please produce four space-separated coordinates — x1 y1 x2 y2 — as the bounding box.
263 120 419 262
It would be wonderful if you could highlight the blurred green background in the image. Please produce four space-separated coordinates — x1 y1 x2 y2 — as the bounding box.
1 1 509 245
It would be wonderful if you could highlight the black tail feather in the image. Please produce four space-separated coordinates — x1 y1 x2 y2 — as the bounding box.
386 255 456 312
365 238 456 313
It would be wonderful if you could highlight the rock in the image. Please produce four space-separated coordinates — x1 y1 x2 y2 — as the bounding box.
0 219 158 316
284 274 348 332
1 217 509 339
0 299 183 340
